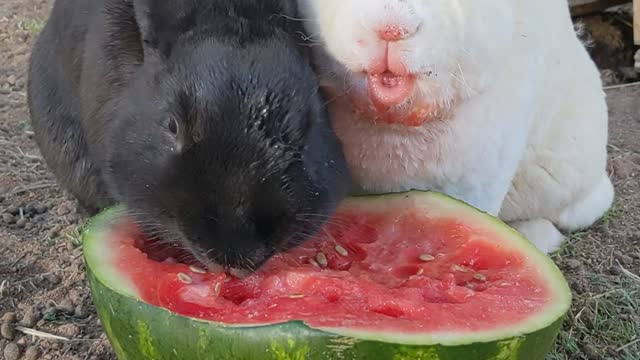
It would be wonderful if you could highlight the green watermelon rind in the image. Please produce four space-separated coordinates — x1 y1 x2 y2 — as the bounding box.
83 190 571 360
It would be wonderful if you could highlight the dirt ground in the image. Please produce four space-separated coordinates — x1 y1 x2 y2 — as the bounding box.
1 1 639 360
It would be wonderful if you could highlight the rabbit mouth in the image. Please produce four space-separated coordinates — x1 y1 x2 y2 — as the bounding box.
320 70 454 127
347 72 447 127
367 71 417 112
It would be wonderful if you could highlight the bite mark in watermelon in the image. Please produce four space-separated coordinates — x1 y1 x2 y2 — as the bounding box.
83 191 571 359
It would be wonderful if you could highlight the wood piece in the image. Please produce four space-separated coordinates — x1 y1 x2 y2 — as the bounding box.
634 0 640 44
569 0 630 17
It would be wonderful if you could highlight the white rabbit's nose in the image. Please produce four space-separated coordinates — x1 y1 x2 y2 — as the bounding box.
377 24 418 42
370 0 421 42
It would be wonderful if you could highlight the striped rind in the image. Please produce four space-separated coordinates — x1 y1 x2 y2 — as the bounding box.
82 205 138 299
83 190 570 360
89 268 563 360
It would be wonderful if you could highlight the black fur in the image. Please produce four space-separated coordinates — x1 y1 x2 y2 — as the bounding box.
27 0 352 270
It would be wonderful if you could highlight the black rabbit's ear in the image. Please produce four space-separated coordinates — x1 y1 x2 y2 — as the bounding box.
132 0 191 61
132 0 160 58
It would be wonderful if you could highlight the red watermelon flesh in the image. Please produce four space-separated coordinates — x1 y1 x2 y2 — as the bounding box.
104 194 563 337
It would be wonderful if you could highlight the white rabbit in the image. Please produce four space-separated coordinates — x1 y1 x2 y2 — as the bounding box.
296 0 614 254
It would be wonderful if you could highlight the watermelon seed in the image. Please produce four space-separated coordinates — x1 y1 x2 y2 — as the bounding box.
189 265 206 274
419 254 435 262
177 273 192 284
309 259 320 268
316 252 328 267
288 294 305 299
473 274 487 282
466 283 475 290
335 245 349 257
415 268 424 276
451 264 467 273
214 282 222 297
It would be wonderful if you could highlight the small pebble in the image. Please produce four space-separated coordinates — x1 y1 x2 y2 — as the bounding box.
44 274 61 284
631 252 640 260
15 336 27 346
67 213 81 223
2 213 16 224
1 312 16 323
582 344 600 359
564 259 581 270
15 218 27 228
74 304 87 318
34 203 48 214
19 308 39 328
43 306 58 321
5 205 19 215
6 75 16 86
57 299 75 315
1 322 15 340
24 346 39 360
24 203 37 215
68 289 82 305
3 342 20 360
570 281 586 294
56 323 81 338
56 204 71 216
47 225 62 238
616 254 634 266
608 266 622 275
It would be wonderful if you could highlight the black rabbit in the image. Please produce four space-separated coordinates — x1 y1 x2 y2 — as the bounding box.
27 0 352 271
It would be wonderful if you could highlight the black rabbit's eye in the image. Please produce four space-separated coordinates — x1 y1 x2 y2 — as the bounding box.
168 118 179 135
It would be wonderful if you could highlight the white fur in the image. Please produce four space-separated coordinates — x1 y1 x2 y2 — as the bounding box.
297 0 614 253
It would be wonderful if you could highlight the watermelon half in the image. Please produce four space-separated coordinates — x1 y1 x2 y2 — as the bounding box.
83 191 571 360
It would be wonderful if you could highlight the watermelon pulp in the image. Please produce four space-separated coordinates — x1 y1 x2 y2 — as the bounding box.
87 191 570 346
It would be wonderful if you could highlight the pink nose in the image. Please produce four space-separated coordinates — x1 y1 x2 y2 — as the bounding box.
377 24 418 42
